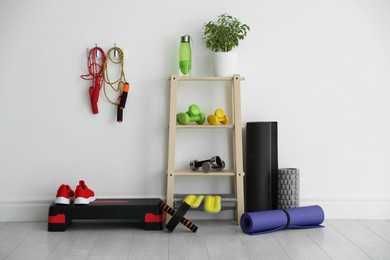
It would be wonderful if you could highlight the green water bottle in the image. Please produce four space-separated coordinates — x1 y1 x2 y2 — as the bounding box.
179 35 192 76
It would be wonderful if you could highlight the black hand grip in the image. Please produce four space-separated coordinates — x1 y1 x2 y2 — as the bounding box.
117 106 123 122
165 202 191 232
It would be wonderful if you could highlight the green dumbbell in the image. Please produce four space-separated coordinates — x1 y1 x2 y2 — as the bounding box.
176 104 200 123
186 104 201 117
177 112 206 125
176 104 205 125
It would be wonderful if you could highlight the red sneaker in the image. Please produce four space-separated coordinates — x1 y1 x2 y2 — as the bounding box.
74 180 95 205
55 184 75 205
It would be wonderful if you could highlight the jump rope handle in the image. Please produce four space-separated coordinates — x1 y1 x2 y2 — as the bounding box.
117 107 123 122
117 83 130 123
90 76 103 114
119 83 130 109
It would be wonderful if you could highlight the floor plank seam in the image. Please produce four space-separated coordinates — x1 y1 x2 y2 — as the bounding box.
325 220 375 260
199 221 212 260
235 225 248 259
44 224 67 260
272 232 293 260
4 222 40 260
85 226 103 260
127 229 137 260
357 220 390 244
234 223 251 260
167 229 171 260
303 229 333 260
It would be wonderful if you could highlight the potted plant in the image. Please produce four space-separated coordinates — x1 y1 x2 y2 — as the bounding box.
203 13 250 76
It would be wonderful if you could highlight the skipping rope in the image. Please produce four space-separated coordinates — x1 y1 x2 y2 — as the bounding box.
81 46 106 114
103 46 130 123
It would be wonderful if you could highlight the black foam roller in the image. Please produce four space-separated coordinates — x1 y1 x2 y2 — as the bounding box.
245 122 278 212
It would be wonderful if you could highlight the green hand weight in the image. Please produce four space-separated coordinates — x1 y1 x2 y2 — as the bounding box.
187 104 200 117
177 112 205 125
176 104 205 125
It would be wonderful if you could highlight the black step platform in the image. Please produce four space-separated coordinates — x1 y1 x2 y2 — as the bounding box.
48 198 165 231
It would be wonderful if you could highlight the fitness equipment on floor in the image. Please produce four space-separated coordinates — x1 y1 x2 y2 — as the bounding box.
207 108 229 125
245 122 278 212
158 201 198 232
176 104 205 125
278 168 300 209
189 156 224 173
183 194 204 208
48 198 164 231
165 201 191 232
240 205 325 235
203 195 221 213
173 194 237 211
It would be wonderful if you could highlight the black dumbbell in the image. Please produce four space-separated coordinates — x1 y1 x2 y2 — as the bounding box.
202 160 225 173
190 156 223 171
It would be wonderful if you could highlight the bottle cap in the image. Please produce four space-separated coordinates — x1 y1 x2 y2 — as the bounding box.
181 35 190 42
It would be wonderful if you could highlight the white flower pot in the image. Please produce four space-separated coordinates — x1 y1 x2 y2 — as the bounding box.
214 52 238 77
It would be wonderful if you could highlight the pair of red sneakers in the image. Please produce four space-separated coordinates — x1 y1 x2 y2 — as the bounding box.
55 180 95 205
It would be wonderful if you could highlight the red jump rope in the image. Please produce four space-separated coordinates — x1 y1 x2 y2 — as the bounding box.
81 46 106 114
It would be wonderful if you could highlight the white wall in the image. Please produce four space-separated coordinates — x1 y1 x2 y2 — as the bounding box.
1 0 389 221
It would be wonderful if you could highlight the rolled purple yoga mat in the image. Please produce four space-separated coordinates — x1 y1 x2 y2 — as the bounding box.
240 205 325 235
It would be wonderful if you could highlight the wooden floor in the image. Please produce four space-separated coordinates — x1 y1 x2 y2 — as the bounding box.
0 220 390 259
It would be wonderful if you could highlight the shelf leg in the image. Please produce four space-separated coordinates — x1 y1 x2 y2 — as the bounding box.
232 74 245 225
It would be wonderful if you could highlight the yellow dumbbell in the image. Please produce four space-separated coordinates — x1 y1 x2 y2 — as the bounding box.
207 109 228 125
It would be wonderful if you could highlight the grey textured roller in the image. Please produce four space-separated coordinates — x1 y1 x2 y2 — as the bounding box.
277 168 300 209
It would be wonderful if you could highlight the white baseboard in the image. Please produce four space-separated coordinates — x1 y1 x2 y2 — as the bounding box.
0 199 52 222
0 197 389 222
300 196 390 219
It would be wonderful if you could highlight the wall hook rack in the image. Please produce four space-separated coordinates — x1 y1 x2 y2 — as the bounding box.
86 45 126 60
86 44 103 60
113 43 119 59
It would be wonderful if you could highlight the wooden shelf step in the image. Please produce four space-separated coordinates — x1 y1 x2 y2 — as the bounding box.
166 76 245 81
175 124 234 129
167 170 236 176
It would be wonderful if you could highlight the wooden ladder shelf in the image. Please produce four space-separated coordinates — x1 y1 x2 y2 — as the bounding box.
166 74 245 224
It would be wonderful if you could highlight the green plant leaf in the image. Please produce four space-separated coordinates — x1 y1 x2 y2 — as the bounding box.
202 13 250 52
